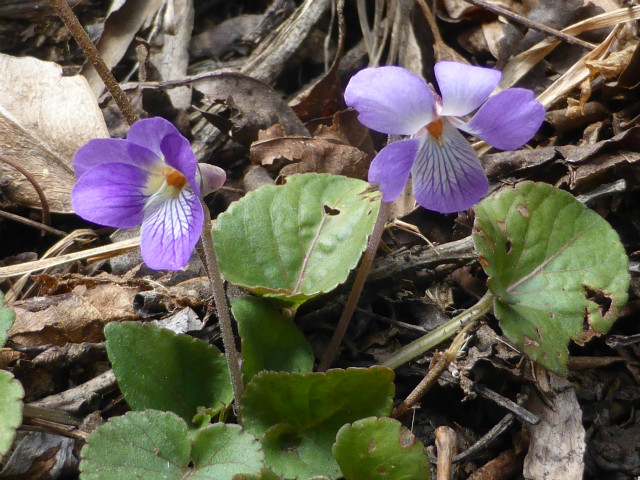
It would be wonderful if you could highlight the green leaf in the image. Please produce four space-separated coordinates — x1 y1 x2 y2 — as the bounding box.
473 181 630 374
232 297 314 383
81 411 263 480
242 367 395 479
333 417 430 480
105 322 233 426
0 291 16 349
233 469 284 480
212 173 381 306
0 370 24 456
191 423 265 478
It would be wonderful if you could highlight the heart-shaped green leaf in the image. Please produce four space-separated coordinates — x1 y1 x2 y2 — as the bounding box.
333 417 431 480
241 367 394 479
0 291 15 348
232 297 314 383
105 322 233 425
212 173 381 306
80 412 263 480
0 370 23 456
473 181 630 374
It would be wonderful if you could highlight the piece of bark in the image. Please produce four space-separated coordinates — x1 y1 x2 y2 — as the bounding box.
149 0 194 110
436 426 458 480
524 370 586 480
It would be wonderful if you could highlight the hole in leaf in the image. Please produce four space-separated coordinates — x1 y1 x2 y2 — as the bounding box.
505 238 513 255
583 285 612 318
323 204 340 216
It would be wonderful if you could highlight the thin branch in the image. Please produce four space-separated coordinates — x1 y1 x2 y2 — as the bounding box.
393 322 473 418
0 155 51 227
0 209 67 237
46 0 138 125
463 0 595 51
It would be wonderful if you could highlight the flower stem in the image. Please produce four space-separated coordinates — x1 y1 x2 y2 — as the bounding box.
198 200 244 417
318 200 391 372
47 0 138 126
380 291 494 370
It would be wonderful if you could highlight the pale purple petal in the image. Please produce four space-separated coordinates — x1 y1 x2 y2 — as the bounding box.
160 134 200 195
435 62 501 117
72 163 149 228
140 186 204 270
73 138 162 178
460 88 546 150
368 138 421 202
197 164 226 197
345 67 435 135
126 117 182 156
411 120 488 213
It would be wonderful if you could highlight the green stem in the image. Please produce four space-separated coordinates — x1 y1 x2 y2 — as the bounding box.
318 201 391 372
380 291 495 370
47 0 138 126
198 200 244 418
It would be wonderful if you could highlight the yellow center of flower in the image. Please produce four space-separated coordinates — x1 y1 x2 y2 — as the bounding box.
164 167 187 188
426 118 443 139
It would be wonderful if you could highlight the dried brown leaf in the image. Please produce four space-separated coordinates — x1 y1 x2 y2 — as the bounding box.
193 71 308 146
0 54 108 213
8 284 139 346
250 110 374 179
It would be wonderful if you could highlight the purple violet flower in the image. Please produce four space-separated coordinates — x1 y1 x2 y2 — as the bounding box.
72 117 226 270
344 62 545 213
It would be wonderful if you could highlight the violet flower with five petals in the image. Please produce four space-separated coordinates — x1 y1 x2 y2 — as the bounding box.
72 117 226 270
344 62 545 213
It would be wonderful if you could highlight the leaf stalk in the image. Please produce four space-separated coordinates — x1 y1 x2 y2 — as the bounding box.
198 200 244 418
318 200 390 372
380 291 494 369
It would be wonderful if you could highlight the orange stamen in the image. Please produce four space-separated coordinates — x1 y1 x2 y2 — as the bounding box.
164 168 187 188
426 118 443 139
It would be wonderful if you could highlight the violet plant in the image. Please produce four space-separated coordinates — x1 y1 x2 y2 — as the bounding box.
344 62 546 213
71 117 225 270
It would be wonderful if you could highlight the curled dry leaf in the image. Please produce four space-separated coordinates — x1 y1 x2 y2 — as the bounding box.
250 110 374 180
8 283 139 347
482 126 640 192
0 54 108 213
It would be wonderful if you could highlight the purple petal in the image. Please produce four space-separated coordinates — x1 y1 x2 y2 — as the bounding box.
411 120 488 213
435 62 501 117
126 117 182 157
461 88 546 150
140 186 204 270
344 67 435 135
160 134 200 196
72 163 150 228
368 138 421 202
73 138 162 179
197 164 226 196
